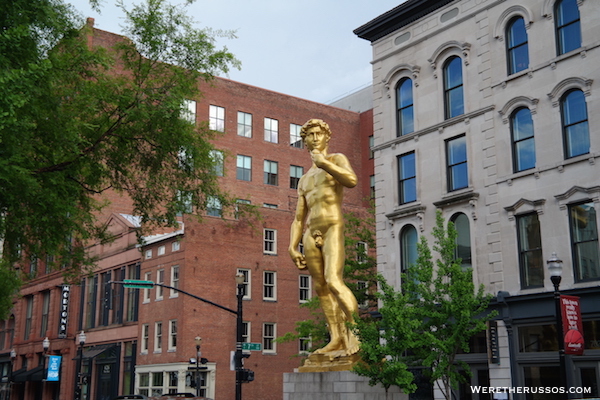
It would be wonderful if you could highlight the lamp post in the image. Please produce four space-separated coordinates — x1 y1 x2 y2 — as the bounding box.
194 336 202 397
42 337 49 398
547 253 567 391
74 331 86 400
9 348 16 393
235 273 245 400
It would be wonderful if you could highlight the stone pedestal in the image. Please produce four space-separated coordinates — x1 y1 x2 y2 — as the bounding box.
283 370 407 400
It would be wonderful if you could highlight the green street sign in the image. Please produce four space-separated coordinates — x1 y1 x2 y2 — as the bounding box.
123 279 154 289
241 342 262 351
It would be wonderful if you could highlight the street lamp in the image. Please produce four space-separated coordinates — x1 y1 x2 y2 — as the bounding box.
235 273 245 400
42 337 50 397
74 331 86 400
194 336 202 397
547 253 567 391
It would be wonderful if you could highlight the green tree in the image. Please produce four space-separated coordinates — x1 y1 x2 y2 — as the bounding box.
0 0 240 318
353 211 496 400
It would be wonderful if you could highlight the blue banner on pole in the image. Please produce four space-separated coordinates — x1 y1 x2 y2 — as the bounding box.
47 355 61 381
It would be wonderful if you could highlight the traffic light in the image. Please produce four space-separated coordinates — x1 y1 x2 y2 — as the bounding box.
240 369 254 383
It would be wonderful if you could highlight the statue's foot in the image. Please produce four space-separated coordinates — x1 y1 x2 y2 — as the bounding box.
343 332 360 356
313 337 345 354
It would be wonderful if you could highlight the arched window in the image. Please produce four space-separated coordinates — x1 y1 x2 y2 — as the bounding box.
561 89 589 159
400 225 418 275
510 107 535 172
443 56 464 119
555 0 582 55
396 78 414 136
506 17 529 75
451 213 472 269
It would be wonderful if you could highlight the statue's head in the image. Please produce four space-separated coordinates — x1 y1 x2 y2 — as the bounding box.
300 119 332 141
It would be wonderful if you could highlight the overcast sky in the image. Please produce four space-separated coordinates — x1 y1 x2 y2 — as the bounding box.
67 0 404 104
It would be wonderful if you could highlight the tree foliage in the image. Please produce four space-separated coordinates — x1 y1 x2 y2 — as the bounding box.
353 211 496 399
0 0 240 318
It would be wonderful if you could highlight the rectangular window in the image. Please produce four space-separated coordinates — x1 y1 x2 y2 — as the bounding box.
370 175 375 200
99 271 111 327
356 241 368 264
299 337 311 354
517 213 544 289
263 323 276 353
242 321 250 343
209 105 225 132
446 135 468 191
398 152 417 204
238 111 252 138
142 324 149 352
152 372 164 397
168 320 177 351
290 165 303 189
40 291 50 337
369 135 374 159
290 123 303 148
236 155 252 181
263 271 276 301
182 99 196 124
206 196 222 217
84 276 98 329
170 266 179 298
299 275 311 303
237 269 251 300
264 229 277 255
157 246 165 256
235 199 251 219
264 118 279 143
569 201 600 282
143 271 151 303
24 296 33 340
145 250 152 259
357 280 369 308
210 150 224 177
264 160 278 186
112 267 124 324
156 269 165 300
155 322 162 352
172 241 180 252
125 263 140 322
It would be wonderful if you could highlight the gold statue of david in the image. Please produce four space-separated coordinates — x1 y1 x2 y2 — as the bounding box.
289 119 361 371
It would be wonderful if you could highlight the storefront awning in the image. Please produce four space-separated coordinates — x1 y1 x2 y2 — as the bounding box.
11 366 44 383
72 345 117 361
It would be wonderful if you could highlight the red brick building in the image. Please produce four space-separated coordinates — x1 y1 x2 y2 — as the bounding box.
0 22 374 400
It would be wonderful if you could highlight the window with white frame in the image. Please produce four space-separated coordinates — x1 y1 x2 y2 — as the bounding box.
154 322 162 352
290 165 303 190
299 275 311 303
168 320 177 351
264 118 278 143
145 249 152 259
143 271 152 303
209 105 225 132
172 241 180 252
356 280 369 308
238 111 252 138
356 241 368 264
264 160 278 186
299 337 311 354
182 99 196 124
242 321 250 343
290 123 303 148
263 271 276 301
170 266 179 298
264 229 277 254
156 269 165 300
236 155 252 181
210 149 224 177
142 324 149 352
263 323 276 353
206 196 222 217
157 246 165 256
237 268 251 299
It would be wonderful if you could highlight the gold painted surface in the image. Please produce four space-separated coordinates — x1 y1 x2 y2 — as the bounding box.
289 119 360 371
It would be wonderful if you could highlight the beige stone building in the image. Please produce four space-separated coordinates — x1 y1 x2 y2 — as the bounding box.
356 0 600 398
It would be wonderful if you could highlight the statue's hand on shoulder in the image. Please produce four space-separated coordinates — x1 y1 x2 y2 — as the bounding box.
289 249 307 270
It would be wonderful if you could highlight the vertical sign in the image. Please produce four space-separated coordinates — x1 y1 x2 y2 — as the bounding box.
487 320 500 364
560 295 584 355
58 285 70 339
46 355 62 381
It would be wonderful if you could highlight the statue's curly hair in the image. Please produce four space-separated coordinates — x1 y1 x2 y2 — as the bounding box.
300 119 332 139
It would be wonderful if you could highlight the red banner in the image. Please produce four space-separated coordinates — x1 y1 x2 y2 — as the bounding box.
560 295 584 355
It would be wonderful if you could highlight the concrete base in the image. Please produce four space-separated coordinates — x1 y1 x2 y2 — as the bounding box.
283 370 408 400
